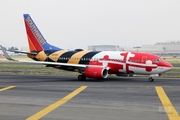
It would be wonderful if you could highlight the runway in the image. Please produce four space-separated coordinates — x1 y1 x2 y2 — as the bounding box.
0 74 180 120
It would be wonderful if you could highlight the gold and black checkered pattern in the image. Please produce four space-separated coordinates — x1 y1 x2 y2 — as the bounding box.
30 50 100 65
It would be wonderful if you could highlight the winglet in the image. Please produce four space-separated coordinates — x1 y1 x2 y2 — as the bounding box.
0 45 16 61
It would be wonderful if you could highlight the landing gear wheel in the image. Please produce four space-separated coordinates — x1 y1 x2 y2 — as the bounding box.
78 74 86 81
148 77 154 82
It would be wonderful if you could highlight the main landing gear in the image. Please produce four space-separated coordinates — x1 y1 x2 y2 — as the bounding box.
78 74 86 81
148 77 154 82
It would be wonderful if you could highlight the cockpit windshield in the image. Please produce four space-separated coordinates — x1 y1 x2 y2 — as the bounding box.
153 58 165 62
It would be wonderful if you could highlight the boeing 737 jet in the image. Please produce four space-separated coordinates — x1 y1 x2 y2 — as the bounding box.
1 14 173 82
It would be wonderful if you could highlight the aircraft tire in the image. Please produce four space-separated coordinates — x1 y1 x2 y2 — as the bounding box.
148 77 154 82
78 74 86 81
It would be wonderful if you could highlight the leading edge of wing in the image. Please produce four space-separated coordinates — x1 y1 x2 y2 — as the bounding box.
7 50 37 55
19 60 109 69
19 60 86 68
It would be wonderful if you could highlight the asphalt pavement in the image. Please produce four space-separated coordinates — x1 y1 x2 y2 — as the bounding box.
0 74 179 120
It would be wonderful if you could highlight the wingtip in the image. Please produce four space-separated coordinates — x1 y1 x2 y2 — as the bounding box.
0 45 16 61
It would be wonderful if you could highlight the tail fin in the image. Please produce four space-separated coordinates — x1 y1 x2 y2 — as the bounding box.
23 14 62 52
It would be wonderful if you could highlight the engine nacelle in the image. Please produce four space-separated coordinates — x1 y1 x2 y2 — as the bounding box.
84 68 108 79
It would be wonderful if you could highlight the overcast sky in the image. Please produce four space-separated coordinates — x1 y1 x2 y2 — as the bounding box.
0 0 180 50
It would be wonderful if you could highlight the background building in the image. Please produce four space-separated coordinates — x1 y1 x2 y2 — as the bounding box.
88 41 180 56
1 41 180 56
125 41 180 55
88 45 124 51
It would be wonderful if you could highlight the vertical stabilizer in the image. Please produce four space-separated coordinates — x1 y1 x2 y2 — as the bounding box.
23 14 61 52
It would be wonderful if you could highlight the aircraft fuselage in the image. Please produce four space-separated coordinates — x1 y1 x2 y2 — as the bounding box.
28 50 172 75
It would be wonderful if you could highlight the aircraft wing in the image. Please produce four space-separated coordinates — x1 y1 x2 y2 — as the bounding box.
0 45 16 61
18 60 108 69
7 50 37 55
0 45 37 55
1 45 108 69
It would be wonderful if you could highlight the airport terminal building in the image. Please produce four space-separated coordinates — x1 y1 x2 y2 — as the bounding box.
88 45 124 51
88 41 180 56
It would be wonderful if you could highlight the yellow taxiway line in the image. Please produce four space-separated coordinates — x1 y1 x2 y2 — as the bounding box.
0 86 16 92
155 86 180 120
26 86 87 120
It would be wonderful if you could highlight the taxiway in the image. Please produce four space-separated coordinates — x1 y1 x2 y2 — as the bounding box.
0 74 179 120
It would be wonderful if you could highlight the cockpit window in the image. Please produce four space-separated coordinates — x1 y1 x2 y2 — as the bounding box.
154 59 165 62
154 59 159 62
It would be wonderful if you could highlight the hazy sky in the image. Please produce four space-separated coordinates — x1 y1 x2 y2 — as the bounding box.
0 0 180 50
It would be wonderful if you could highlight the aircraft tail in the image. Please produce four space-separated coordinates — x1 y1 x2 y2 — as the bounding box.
23 14 62 52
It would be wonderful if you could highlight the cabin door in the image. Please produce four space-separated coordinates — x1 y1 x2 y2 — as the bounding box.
142 56 147 64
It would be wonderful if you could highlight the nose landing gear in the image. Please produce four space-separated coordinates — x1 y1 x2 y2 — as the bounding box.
148 74 159 82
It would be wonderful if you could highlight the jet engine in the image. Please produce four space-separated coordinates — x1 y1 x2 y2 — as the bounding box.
84 68 108 79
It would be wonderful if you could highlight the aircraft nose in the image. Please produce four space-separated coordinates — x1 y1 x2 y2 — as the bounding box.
165 62 173 71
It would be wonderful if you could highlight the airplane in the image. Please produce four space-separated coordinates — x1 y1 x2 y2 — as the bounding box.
1 14 173 82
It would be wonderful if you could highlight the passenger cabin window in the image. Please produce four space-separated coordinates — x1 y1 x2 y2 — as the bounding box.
129 59 140 63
